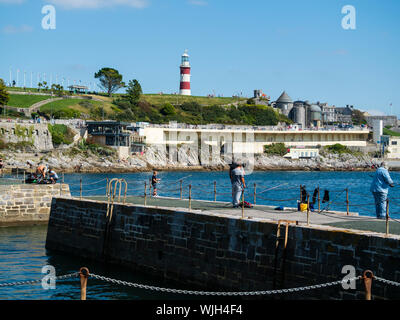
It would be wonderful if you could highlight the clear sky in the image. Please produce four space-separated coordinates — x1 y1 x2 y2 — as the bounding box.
0 0 399 116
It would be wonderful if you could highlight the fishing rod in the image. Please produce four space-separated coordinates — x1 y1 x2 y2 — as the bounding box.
257 182 289 195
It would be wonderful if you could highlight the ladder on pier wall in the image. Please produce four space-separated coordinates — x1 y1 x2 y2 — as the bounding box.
273 220 298 291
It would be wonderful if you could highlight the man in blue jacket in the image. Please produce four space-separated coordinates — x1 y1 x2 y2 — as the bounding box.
370 162 395 219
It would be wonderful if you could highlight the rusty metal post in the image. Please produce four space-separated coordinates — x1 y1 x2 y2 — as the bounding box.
189 184 192 210
144 181 147 206
214 181 217 202
386 199 390 236
254 183 257 206
307 194 310 226
180 180 183 200
346 188 349 216
79 267 90 300
106 177 109 196
317 186 320 212
80 178 82 199
363 270 374 300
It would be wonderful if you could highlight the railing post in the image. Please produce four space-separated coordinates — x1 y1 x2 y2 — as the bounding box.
317 186 320 212
307 194 310 226
180 180 183 200
386 199 390 236
241 189 245 219
79 267 90 300
62 172 64 184
144 181 147 206
80 178 82 199
106 178 109 196
189 184 192 210
254 183 257 206
214 181 217 202
300 184 302 203
346 188 349 216
23 171 25 184
149 179 152 196
363 270 374 300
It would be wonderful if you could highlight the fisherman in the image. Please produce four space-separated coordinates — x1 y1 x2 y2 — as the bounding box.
231 162 246 208
151 170 161 196
370 161 394 219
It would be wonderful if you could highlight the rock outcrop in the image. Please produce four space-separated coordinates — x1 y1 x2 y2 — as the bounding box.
1 145 383 173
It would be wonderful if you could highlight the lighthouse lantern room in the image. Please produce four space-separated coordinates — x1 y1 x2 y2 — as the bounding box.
179 49 191 96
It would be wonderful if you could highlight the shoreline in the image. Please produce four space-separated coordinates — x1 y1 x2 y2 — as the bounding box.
2 164 379 174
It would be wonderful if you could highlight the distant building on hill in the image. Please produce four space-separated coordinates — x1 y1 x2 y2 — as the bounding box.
366 115 398 128
68 85 88 94
86 121 132 159
273 91 322 128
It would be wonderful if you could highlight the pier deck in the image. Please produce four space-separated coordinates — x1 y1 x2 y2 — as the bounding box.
84 195 400 236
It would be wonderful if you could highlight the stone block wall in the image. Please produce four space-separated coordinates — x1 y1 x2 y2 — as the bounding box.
46 197 400 299
0 123 53 151
0 184 70 226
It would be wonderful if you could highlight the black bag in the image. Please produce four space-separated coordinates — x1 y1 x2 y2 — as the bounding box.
322 190 330 203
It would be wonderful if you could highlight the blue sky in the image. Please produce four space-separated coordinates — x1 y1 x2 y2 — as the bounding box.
0 0 399 116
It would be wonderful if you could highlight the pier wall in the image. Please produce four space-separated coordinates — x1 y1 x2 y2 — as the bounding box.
0 184 70 226
46 197 400 299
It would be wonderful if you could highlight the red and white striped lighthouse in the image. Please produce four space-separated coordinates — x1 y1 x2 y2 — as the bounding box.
179 49 191 96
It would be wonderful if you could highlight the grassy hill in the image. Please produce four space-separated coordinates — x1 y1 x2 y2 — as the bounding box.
140 94 246 107
39 98 119 119
4 88 289 126
7 94 53 108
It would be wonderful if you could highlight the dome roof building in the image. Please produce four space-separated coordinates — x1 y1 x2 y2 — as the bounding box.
275 91 294 117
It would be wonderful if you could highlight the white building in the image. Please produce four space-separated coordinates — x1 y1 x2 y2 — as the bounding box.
142 126 370 155
284 148 319 159
386 137 400 159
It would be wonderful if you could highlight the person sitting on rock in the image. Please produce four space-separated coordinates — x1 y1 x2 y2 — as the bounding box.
48 168 59 184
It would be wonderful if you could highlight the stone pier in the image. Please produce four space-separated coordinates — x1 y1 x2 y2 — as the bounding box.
0 184 70 226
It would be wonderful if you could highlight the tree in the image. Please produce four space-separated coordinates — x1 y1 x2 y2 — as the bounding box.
42 81 48 92
0 79 10 106
125 79 142 106
352 109 367 125
51 84 64 97
160 103 176 116
94 67 125 97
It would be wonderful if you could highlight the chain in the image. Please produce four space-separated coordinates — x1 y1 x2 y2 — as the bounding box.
374 276 400 287
0 272 79 288
90 274 360 296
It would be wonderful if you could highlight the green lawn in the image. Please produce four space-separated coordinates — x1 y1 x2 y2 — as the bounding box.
7 87 40 93
7 94 53 108
383 128 400 137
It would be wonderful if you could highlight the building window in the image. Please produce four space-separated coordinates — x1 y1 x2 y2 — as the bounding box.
392 141 398 145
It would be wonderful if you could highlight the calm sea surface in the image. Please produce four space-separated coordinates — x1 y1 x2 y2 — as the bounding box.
1 170 400 300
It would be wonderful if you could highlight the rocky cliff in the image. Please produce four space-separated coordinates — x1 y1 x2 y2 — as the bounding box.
1 145 381 173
